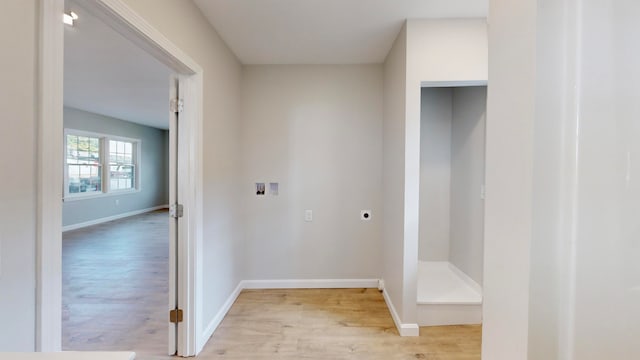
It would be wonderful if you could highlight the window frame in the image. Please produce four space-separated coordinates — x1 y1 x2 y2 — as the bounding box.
63 129 142 201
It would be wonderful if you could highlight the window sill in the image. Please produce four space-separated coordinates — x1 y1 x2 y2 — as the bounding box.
63 189 140 202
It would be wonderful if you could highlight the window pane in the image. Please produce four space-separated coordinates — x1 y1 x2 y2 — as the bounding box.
109 140 116 163
78 136 89 152
68 164 101 193
110 164 134 191
67 135 78 164
109 140 135 167
68 165 80 193
66 133 102 195
90 138 99 153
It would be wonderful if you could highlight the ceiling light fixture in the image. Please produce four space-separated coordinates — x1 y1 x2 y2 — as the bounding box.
63 11 78 26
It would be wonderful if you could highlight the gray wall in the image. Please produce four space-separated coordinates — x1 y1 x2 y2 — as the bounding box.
449 86 486 285
419 87 453 262
419 86 486 285
63 107 169 227
240 65 383 279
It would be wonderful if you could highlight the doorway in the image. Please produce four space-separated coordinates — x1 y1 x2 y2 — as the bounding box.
38 0 204 356
61 2 173 354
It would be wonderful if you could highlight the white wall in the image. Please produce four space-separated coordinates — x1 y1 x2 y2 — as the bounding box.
527 0 570 358
240 65 383 280
382 23 408 323
570 1 640 358
449 86 486 285
499 1 640 358
419 87 452 262
482 1 535 358
108 0 245 346
407 19 488 85
0 0 37 351
381 19 487 330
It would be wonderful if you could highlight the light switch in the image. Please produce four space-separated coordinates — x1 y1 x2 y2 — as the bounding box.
304 210 313 222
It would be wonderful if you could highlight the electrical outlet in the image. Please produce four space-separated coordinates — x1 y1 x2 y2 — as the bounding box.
304 210 313 222
360 210 371 221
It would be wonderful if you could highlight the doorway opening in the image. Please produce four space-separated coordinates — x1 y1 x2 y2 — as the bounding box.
61 1 172 355
38 0 204 356
417 85 487 326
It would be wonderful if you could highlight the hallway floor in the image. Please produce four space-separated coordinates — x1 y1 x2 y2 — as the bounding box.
62 210 169 357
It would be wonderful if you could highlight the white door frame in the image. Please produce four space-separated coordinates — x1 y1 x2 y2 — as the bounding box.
37 0 204 356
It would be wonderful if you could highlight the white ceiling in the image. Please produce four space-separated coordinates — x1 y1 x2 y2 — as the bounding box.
63 1 486 126
64 1 173 130
193 0 488 64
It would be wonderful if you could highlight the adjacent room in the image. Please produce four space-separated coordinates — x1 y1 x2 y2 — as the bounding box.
61 1 172 356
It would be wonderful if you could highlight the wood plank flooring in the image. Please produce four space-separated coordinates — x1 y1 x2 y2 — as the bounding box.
62 210 170 357
62 210 481 359
194 289 481 360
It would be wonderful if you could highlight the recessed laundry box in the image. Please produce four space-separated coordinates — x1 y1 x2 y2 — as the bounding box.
418 85 487 326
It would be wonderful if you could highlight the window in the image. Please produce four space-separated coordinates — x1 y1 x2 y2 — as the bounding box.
66 133 102 195
109 140 135 191
64 130 140 199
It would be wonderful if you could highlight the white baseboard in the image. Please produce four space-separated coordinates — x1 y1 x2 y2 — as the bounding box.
62 205 169 232
382 288 420 337
197 281 243 354
241 278 380 289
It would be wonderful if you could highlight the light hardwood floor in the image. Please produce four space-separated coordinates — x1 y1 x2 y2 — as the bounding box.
62 210 481 359
194 289 481 360
62 210 170 357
